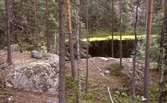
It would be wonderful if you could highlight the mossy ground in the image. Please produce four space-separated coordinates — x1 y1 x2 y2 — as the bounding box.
65 61 167 103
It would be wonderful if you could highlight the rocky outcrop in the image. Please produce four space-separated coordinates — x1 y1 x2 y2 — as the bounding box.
4 44 20 52
31 50 43 59
5 53 59 95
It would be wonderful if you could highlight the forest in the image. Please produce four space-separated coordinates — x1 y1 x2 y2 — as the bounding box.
0 0 167 103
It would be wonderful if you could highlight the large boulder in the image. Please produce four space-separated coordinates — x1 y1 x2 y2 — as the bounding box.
5 53 59 95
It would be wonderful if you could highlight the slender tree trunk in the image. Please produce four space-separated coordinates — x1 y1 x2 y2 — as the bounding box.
144 0 153 103
75 0 81 102
89 0 92 33
158 1 167 103
6 0 12 65
34 0 39 50
67 0 76 78
58 0 65 102
111 0 114 57
54 33 57 50
85 0 89 93
132 0 140 102
119 0 122 69
46 0 50 52
14 31 18 44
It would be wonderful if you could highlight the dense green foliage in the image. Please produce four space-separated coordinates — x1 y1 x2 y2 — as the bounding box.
0 0 59 50
136 36 161 62
0 0 164 51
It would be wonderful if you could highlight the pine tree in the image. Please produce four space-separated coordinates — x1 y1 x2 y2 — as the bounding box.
111 0 114 57
85 0 89 93
132 0 140 102
6 0 12 65
46 0 50 52
58 0 65 102
144 0 153 103
67 0 76 78
33 0 39 50
119 0 122 69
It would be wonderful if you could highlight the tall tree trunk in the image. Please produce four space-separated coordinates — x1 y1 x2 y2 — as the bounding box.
58 0 65 102
46 0 50 52
34 0 39 50
67 0 76 78
144 0 153 103
119 0 122 69
111 0 114 57
158 1 167 103
132 0 140 102
75 0 81 102
85 0 89 93
6 0 12 65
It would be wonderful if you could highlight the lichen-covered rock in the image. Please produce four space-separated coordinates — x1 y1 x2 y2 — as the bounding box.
4 44 19 52
5 61 59 94
31 50 42 59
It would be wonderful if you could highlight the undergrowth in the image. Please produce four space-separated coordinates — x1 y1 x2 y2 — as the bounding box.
105 63 123 76
65 64 167 103
0 85 13 103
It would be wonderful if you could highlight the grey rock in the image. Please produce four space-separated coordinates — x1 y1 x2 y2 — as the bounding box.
0 62 9 69
31 50 42 59
104 70 110 76
46 99 56 103
100 73 104 76
7 96 13 103
5 61 59 94
45 54 59 69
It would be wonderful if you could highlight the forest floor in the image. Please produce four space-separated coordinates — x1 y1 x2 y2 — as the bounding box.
0 50 166 103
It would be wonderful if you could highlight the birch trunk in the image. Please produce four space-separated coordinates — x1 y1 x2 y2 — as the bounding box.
75 0 81 102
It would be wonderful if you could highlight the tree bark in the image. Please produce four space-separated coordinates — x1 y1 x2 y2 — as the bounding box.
67 0 76 78
75 0 81 102
144 0 153 103
58 0 65 102
6 0 12 65
132 0 140 102
46 0 50 52
119 0 122 69
34 0 39 50
111 0 114 58
85 0 89 93
158 1 167 103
